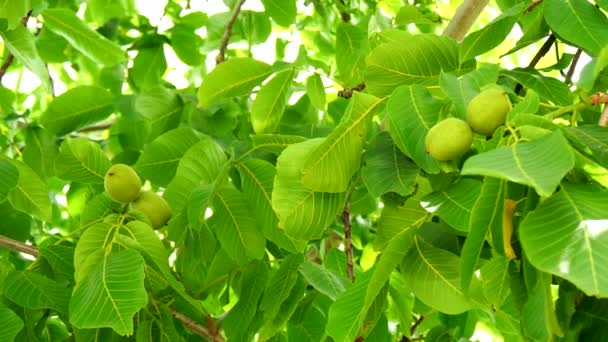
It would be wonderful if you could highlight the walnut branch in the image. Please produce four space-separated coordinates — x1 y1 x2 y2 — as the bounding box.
443 0 490 42
170 308 225 342
0 235 39 257
514 34 556 94
342 193 355 283
0 234 222 341
565 48 582 85
216 0 246 65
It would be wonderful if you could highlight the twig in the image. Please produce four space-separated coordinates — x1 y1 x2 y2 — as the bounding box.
565 49 582 85
410 315 425 335
514 34 556 94
0 54 15 83
337 83 365 99
337 0 351 22
526 0 543 12
216 0 246 64
342 193 355 283
0 235 39 257
443 0 489 42
170 308 225 342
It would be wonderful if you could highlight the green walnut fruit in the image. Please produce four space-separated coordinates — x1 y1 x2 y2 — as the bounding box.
425 118 473 161
131 191 171 229
104 164 142 203
466 87 512 136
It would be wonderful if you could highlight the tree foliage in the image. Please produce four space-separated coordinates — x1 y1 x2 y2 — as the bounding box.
0 0 608 341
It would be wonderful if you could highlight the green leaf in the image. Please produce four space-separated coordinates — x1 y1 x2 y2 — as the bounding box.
259 276 306 340
480 256 511 307
459 3 524 62
249 134 307 155
462 131 575 197
223 261 268 341
8 160 51 221
120 221 169 271
40 244 76 282
386 85 442 173
298 259 349 300
365 34 461 96
403 236 472 314
0 304 23 341
42 8 126 65
460 177 505 290
563 125 608 168
0 159 18 201
336 23 368 86
261 0 296 26
198 57 272 107
73 221 113 280
40 86 115 135
272 139 345 240
520 183 608 297
0 0 29 29
135 127 202 187
69 248 148 336
169 24 204 66
326 269 373 342
54 138 111 183
502 69 573 105
421 178 482 232
164 136 227 211
251 68 294 134
209 186 266 264
306 74 326 111
237 158 306 252
544 0 608 56
22 126 58 179
135 87 184 141
361 132 418 198
374 196 429 251
327 228 415 341
81 193 120 226
0 25 50 89
130 46 167 90
3 271 71 314
260 254 303 322
302 92 384 192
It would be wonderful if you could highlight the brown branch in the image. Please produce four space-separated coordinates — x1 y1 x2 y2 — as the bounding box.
526 0 543 13
565 48 583 85
0 54 15 82
342 194 355 283
410 315 425 335
515 34 556 94
443 0 490 42
599 105 608 127
170 309 225 342
216 0 246 65
337 82 365 99
0 235 39 257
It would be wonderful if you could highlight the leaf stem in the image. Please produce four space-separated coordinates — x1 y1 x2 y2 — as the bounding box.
543 102 587 120
216 0 246 65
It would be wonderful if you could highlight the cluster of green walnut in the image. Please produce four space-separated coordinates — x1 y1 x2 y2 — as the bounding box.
425 87 512 161
104 164 171 229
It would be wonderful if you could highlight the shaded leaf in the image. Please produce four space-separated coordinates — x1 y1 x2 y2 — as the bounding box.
54 138 111 184
8 161 51 221
3 271 70 314
251 68 294 134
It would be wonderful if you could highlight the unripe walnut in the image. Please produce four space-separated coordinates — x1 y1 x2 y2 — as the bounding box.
131 191 171 229
425 118 473 161
466 87 511 136
104 164 142 203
